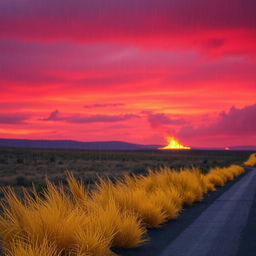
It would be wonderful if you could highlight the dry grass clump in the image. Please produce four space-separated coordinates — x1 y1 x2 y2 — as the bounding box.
5 239 60 256
92 177 168 228
0 164 245 256
68 173 147 249
0 183 115 256
244 153 256 167
204 165 244 189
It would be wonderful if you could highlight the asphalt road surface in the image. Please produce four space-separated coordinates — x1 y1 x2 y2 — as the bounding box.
117 167 256 256
161 167 256 256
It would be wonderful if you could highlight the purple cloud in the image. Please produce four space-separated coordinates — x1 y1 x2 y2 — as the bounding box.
0 113 29 124
42 110 60 121
147 113 186 129
42 110 138 123
204 38 226 49
179 104 256 138
84 103 124 109
0 0 255 43
67 114 137 123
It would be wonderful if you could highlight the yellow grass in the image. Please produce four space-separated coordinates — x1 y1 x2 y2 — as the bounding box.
0 164 245 256
5 239 60 256
92 179 167 228
244 153 256 167
67 173 146 249
204 165 244 190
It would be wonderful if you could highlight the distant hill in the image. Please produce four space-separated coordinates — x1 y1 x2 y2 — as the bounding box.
193 146 256 151
0 138 255 151
0 138 160 150
229 146 256 151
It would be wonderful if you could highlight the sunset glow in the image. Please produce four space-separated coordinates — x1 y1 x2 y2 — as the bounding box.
0 0 255 148
159 137 191 150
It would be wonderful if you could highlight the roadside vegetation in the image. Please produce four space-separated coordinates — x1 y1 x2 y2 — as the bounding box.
244 153 256 167
0 164 244 256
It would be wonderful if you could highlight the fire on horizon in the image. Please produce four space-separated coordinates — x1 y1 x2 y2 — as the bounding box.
159 137 191 150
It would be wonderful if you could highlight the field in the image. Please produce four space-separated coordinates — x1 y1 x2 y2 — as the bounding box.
0 147 253 187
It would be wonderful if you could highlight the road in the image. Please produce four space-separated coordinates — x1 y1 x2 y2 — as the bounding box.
160 167 256 256
117 167 256 256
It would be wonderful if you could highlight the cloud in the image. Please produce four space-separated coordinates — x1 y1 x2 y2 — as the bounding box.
1 38 255 103
0 0 255 56
42 110 138 123
42 110 60 121
67 114 137 123
0 113 29 124
147 113 186 129
204 38 226 49
84 103 124 108
179 104 256 138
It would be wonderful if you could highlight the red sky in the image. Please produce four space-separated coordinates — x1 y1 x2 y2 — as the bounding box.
0 0 255 147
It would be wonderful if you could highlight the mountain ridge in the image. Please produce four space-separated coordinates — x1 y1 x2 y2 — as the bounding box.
0 138 160 150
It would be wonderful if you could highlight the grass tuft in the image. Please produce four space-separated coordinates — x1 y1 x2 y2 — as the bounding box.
244 153 256 167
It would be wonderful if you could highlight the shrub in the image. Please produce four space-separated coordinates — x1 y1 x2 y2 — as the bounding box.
67 173 146 249
16 158 24 164
5 239 60 256
244 153 256 167
204 165 244 191
15 176 31 187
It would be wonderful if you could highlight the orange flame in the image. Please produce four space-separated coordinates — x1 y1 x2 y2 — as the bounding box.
159 136 191 150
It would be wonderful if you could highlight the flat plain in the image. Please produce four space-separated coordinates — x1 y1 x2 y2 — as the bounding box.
0 147 252 187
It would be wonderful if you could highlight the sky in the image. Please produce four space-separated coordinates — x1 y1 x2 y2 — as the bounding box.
0 0 255 147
